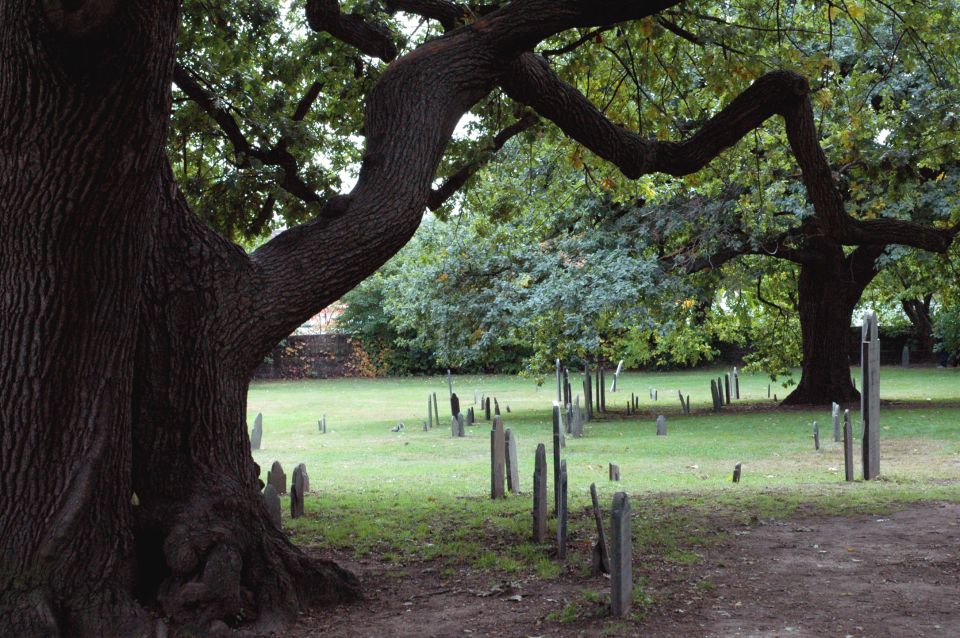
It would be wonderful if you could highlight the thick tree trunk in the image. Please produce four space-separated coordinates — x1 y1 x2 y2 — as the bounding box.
0 2 178 635
130 166 359 634
783 242 883 406
902 296 935 354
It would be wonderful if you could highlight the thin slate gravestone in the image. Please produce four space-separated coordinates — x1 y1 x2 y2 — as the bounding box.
505 428 520 495
609 463 620 481
466 407 474 426
450 416 458 438
843 409 854 482
433 393 439 430
295 463 309 493
263 484 281 529
685 395 691 415
656 415 667 436
717 377 725 405
533 443 548 541
861 311 880 480
557 460 568 560
552 404 562 516
732 463 742 483
610 492 632 618
556 357 562 403
428 397 433 429
494 398 501 416
572 396 583 438
724 373 731 404
290 466 306 519
251 412 263 450
457 413 465 437
710 379 721 412
678 390 685 413
733 366 740 399
832 403 841 442
267 461 286 495
491 417 506 499
450 392 460 418
589 483 610 575
485 397 491 421
813 421 820 450
768 383 771 398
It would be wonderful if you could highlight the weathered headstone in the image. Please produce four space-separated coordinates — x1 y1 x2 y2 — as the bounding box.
572 396 583 438
485 397 491 421
724 373 731 404
505 428 520 495
589 483 610 575
733 366 740 399
832 403 841 442
267 461 286 495
466 407 474 426
552 404 562 515
533 443 548 541
843 409 854 482
450 392 460 418
678 390 685 413
263 484 281 528
656 414 667 436
813 421 820 450
295 462 309 493
428 397 433 429
610 492 632 618
491 417 506 499
902 344 910 367
732 462 742 483
861 311 880 480
685 394 691 415
457 413 465 437
768 383 771 398
773 393 778 402
450 416 459 438
251 412 263 450
494 398 501 416
562 368 570 408
710 379 721 412
717 376 725 405
609 463 620 481
433 393 439 429
290 466 306 519
557 460 568 560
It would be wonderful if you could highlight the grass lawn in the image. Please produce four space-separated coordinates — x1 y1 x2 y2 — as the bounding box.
248 366 960 575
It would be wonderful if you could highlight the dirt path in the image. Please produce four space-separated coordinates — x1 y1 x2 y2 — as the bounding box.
289 502 960 637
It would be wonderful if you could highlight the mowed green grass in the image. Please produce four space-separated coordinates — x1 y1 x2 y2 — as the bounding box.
248 367 960 571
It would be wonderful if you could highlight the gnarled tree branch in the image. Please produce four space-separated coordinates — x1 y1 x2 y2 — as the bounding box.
306 0 398 61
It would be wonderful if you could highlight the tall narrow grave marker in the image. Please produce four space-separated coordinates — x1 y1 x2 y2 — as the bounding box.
610 492 632 618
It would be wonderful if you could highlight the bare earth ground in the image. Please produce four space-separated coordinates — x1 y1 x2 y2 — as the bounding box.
286 501 960 637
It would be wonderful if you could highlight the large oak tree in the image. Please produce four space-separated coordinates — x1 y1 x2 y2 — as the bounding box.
1 0 956 635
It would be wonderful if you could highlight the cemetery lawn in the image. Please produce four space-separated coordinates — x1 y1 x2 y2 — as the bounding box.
250 367 960 637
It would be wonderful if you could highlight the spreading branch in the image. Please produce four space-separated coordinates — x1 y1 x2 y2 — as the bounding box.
500 53 955 254
173 64 323 205
306 0 398 61
428 112 539 210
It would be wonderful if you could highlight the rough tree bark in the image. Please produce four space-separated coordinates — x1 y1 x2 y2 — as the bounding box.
0 2 179 635
782 241 886 405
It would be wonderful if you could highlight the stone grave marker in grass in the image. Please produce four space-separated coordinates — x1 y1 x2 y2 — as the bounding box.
267 461 286 495
251 412 263 450
734 366 740 399
485 397 491 421
813 421 820 450
552 404 562 515
724 373 731 404
432 393 439 429
263 484 281 529
557 460 568 560
505 428 520 495
609 463 620 481
532 444 547 541
494 398 500 416
490 417 506 499
844 409 854 482
610 492 632 618
832 403 840 442
589 483 610 575
656 414 667 436
861 311 881 480
732 463 742 483
428 397 433 430
290 466 306 519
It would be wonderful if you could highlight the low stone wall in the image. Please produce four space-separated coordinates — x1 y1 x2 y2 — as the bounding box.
252 334 362 380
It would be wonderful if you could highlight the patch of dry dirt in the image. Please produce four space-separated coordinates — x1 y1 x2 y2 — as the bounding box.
287 502 960 637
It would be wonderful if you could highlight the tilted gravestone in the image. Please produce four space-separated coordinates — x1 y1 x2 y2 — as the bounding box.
450 392 460 418
732 462 742 483
843 409 854 482
813 421 820 450
267 460 286 495
589 483 610 575
505 428 520 495
861 311 880 480
610 492 632 618
677 390 685 413
656 415 667 436
491 417 506 499
552 404 562 515
557 460 568 560
263 484 281 528
251 412 263 450
494 398 501 416
290 464 307 519
609 463 620 481
532 443 548 541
